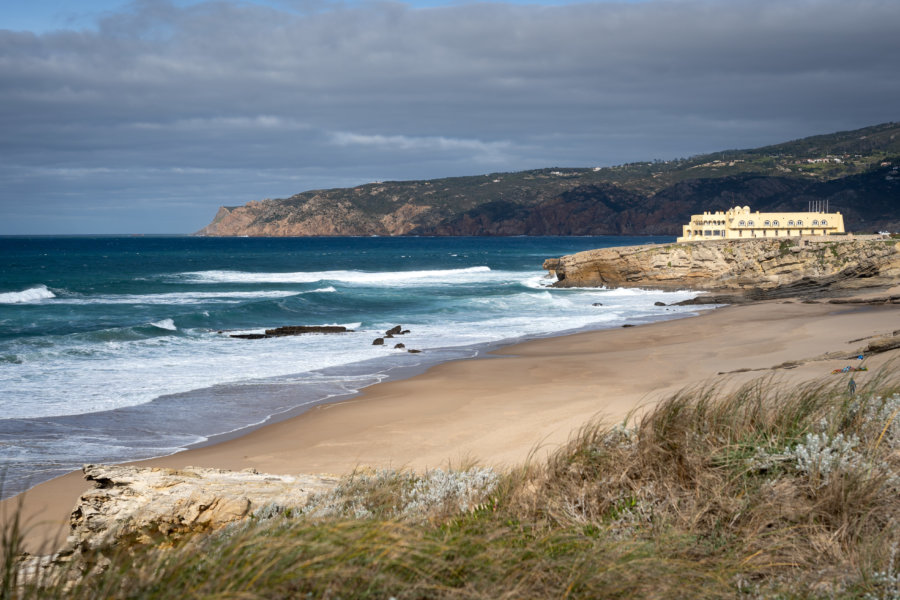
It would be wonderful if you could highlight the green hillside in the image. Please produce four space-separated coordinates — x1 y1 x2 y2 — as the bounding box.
200 122 900 236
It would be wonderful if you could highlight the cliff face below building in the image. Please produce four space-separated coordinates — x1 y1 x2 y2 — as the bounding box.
543 238 900 298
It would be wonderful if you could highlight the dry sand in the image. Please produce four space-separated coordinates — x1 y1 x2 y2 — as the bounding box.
6 298 900 554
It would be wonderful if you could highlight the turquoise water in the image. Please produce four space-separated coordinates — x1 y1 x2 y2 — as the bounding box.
0 235 699 497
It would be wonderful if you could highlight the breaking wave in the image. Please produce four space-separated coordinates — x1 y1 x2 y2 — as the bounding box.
176 267 493 285
150 318 177 331
0 285 56 304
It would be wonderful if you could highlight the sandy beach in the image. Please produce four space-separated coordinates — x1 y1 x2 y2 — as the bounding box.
6 297 900 554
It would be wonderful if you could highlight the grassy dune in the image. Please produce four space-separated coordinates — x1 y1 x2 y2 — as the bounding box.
5 372 900 598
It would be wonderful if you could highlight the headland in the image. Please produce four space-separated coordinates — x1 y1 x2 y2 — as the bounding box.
544 236 900 301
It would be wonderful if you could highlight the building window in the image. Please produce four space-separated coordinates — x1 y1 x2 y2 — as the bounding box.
821 219 827 226
812 220 819 226
788 220 794 226
773 220 780 226
748 220 754 226
797 220 803 226
739 220 746 226
764 220 771 226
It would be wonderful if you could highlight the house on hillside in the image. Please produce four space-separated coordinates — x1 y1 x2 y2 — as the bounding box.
676 205 845 242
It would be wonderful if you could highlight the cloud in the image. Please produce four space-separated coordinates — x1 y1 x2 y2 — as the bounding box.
0 0 898 232
127 115 310 131
330 131 515 161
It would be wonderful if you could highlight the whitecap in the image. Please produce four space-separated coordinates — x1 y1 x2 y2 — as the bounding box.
0 284 56 304
150 318 177 331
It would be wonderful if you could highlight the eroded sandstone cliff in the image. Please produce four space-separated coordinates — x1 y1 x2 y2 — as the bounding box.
543 238 900 298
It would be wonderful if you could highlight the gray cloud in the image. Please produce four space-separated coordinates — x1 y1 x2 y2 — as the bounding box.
1 0 898 233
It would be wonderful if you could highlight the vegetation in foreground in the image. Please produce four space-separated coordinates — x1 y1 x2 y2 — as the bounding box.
5 372 900 599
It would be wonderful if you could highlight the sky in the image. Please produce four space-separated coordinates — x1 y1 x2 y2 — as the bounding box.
1 0 898 234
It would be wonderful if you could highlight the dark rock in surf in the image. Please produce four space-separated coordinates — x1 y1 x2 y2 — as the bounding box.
266 326 350 336
230 325 351 340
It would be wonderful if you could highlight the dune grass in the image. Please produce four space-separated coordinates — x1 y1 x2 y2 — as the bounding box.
5 372 900 598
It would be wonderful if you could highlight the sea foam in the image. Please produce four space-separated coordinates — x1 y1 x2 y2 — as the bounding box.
0 284 56 304
51 290 305 305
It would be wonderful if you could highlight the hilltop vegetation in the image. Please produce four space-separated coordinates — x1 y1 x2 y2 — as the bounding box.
198 122 900 236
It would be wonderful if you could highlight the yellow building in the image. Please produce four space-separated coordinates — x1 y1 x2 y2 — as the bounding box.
677 205 845 242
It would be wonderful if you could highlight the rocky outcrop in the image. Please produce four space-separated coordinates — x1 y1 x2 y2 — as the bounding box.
544 238 900 297
68 465 338 553
14 465 338 586
229 325 352 339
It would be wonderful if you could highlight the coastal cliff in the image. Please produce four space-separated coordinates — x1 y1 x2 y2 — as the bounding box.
197 196 436 236
543 238 900 297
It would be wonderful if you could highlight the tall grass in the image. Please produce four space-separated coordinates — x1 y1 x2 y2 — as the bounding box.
5 372 900 598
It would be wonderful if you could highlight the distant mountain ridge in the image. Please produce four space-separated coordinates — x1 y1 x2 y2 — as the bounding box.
197 122 900 236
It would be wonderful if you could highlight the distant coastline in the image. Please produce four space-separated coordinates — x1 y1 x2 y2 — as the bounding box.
197 122 900 238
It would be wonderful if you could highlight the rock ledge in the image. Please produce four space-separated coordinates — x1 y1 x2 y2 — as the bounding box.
544 238 900 299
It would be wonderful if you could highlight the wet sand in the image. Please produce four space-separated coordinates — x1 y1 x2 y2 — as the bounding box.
7 298 900 554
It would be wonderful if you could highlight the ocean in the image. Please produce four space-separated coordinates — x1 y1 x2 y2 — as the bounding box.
0 235 702 498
